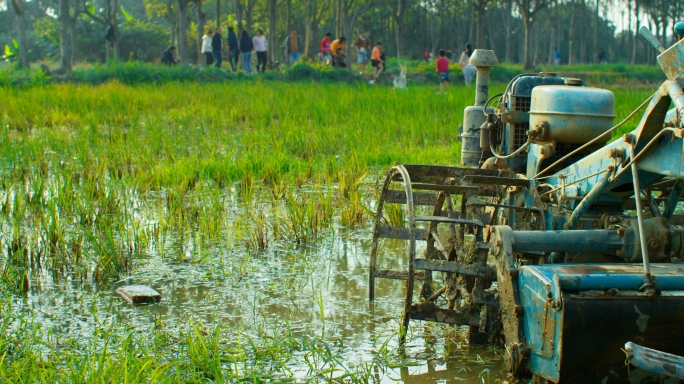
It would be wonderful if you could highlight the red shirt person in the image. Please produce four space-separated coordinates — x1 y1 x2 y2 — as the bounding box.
320 32 332 63
435 49 450 93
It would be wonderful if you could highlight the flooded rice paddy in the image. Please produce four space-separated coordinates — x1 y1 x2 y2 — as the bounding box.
2 181 503 382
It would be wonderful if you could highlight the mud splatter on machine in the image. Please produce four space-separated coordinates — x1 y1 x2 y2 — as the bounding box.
368 24 684 383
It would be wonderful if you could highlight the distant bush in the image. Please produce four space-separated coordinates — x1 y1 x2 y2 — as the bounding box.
0 59 667 88
0 61 365 88
119 20 170 62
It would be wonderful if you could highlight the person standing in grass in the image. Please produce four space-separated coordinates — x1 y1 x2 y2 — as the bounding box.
370 42 383 84
459 42 475 86
212 27 224 68
330 36 346 67
253 29 268 73
283 29 302 65
320 32 332 64
227 27 240 71
240 30 254 75
354 31 370 74
436 49 449 93
202 30 214 66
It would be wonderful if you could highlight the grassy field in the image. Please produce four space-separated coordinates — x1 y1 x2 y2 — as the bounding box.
0 81 659 381
0 60 667 88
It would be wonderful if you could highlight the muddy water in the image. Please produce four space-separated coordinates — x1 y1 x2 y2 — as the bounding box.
20 195 504 382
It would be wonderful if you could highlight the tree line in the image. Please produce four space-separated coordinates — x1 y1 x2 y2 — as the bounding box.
1 0 681 71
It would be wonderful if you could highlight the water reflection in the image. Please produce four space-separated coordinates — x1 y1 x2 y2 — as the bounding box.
20 197 503 382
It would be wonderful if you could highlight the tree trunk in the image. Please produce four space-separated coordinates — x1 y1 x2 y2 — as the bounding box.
216 0 220 27
593 0 598 62
468 13 475 44
196 0 204 64
631 0 639 64
533 23 539 66
286 0 291 34
304 0 314 59
269 0 276 64
178 0 190 63
235 0 243 33
59 0 72 71
245 0 255 34
548 22 555 65
70 15 78 65
504 0 512 62
343 13 354 57
388 0 404 58
475 6 484 49
336 0 344 38
395 19 402 57
10 0 30 68
523 17 533 70
112 0 120 60
568 0 575 65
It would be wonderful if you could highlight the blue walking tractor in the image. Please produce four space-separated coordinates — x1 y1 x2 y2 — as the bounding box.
368 24 684 383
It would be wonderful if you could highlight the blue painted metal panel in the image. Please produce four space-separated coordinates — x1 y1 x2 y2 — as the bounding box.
525 264 684 291
519 266 564 382
519 263 684 381
510 76 567 97
636 130 684 179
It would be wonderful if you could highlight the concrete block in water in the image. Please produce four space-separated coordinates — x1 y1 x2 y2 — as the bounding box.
116 285 162 304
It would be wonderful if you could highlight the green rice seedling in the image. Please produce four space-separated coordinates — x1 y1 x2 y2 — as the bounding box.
383 200 405 228
244 207 269 253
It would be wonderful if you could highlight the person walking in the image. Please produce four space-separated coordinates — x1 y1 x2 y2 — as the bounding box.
211 27 223 68
283 29 302 65
253 29 268 73
554 48 561 65
459 42 476 86
202 30 214 66
436 49 449 93
320 32 332 64
370 42 383 84
354 31 370 74
330 36 346 67
227 27 240 71
161 46 178 65
240 30 254 75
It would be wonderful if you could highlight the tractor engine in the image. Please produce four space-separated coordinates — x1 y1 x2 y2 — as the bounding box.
371 24 684 383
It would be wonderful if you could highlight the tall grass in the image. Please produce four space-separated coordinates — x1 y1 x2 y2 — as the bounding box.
0 82 657 285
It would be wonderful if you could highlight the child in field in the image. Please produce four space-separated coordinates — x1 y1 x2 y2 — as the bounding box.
330 37 346 67
436 49 449 93
370 42 383 84
334 48 347 68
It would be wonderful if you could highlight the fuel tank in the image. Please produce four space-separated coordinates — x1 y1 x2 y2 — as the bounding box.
529 80 615 144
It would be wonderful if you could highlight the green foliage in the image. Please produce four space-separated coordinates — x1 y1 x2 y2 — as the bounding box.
33 17 61 60
2 40 18 62
120 5 135 21
284 62 361 82
85 1 96 15
118 19 169 62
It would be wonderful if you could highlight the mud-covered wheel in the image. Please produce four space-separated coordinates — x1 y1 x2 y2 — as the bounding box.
369 165 540 342
368 165 421 336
